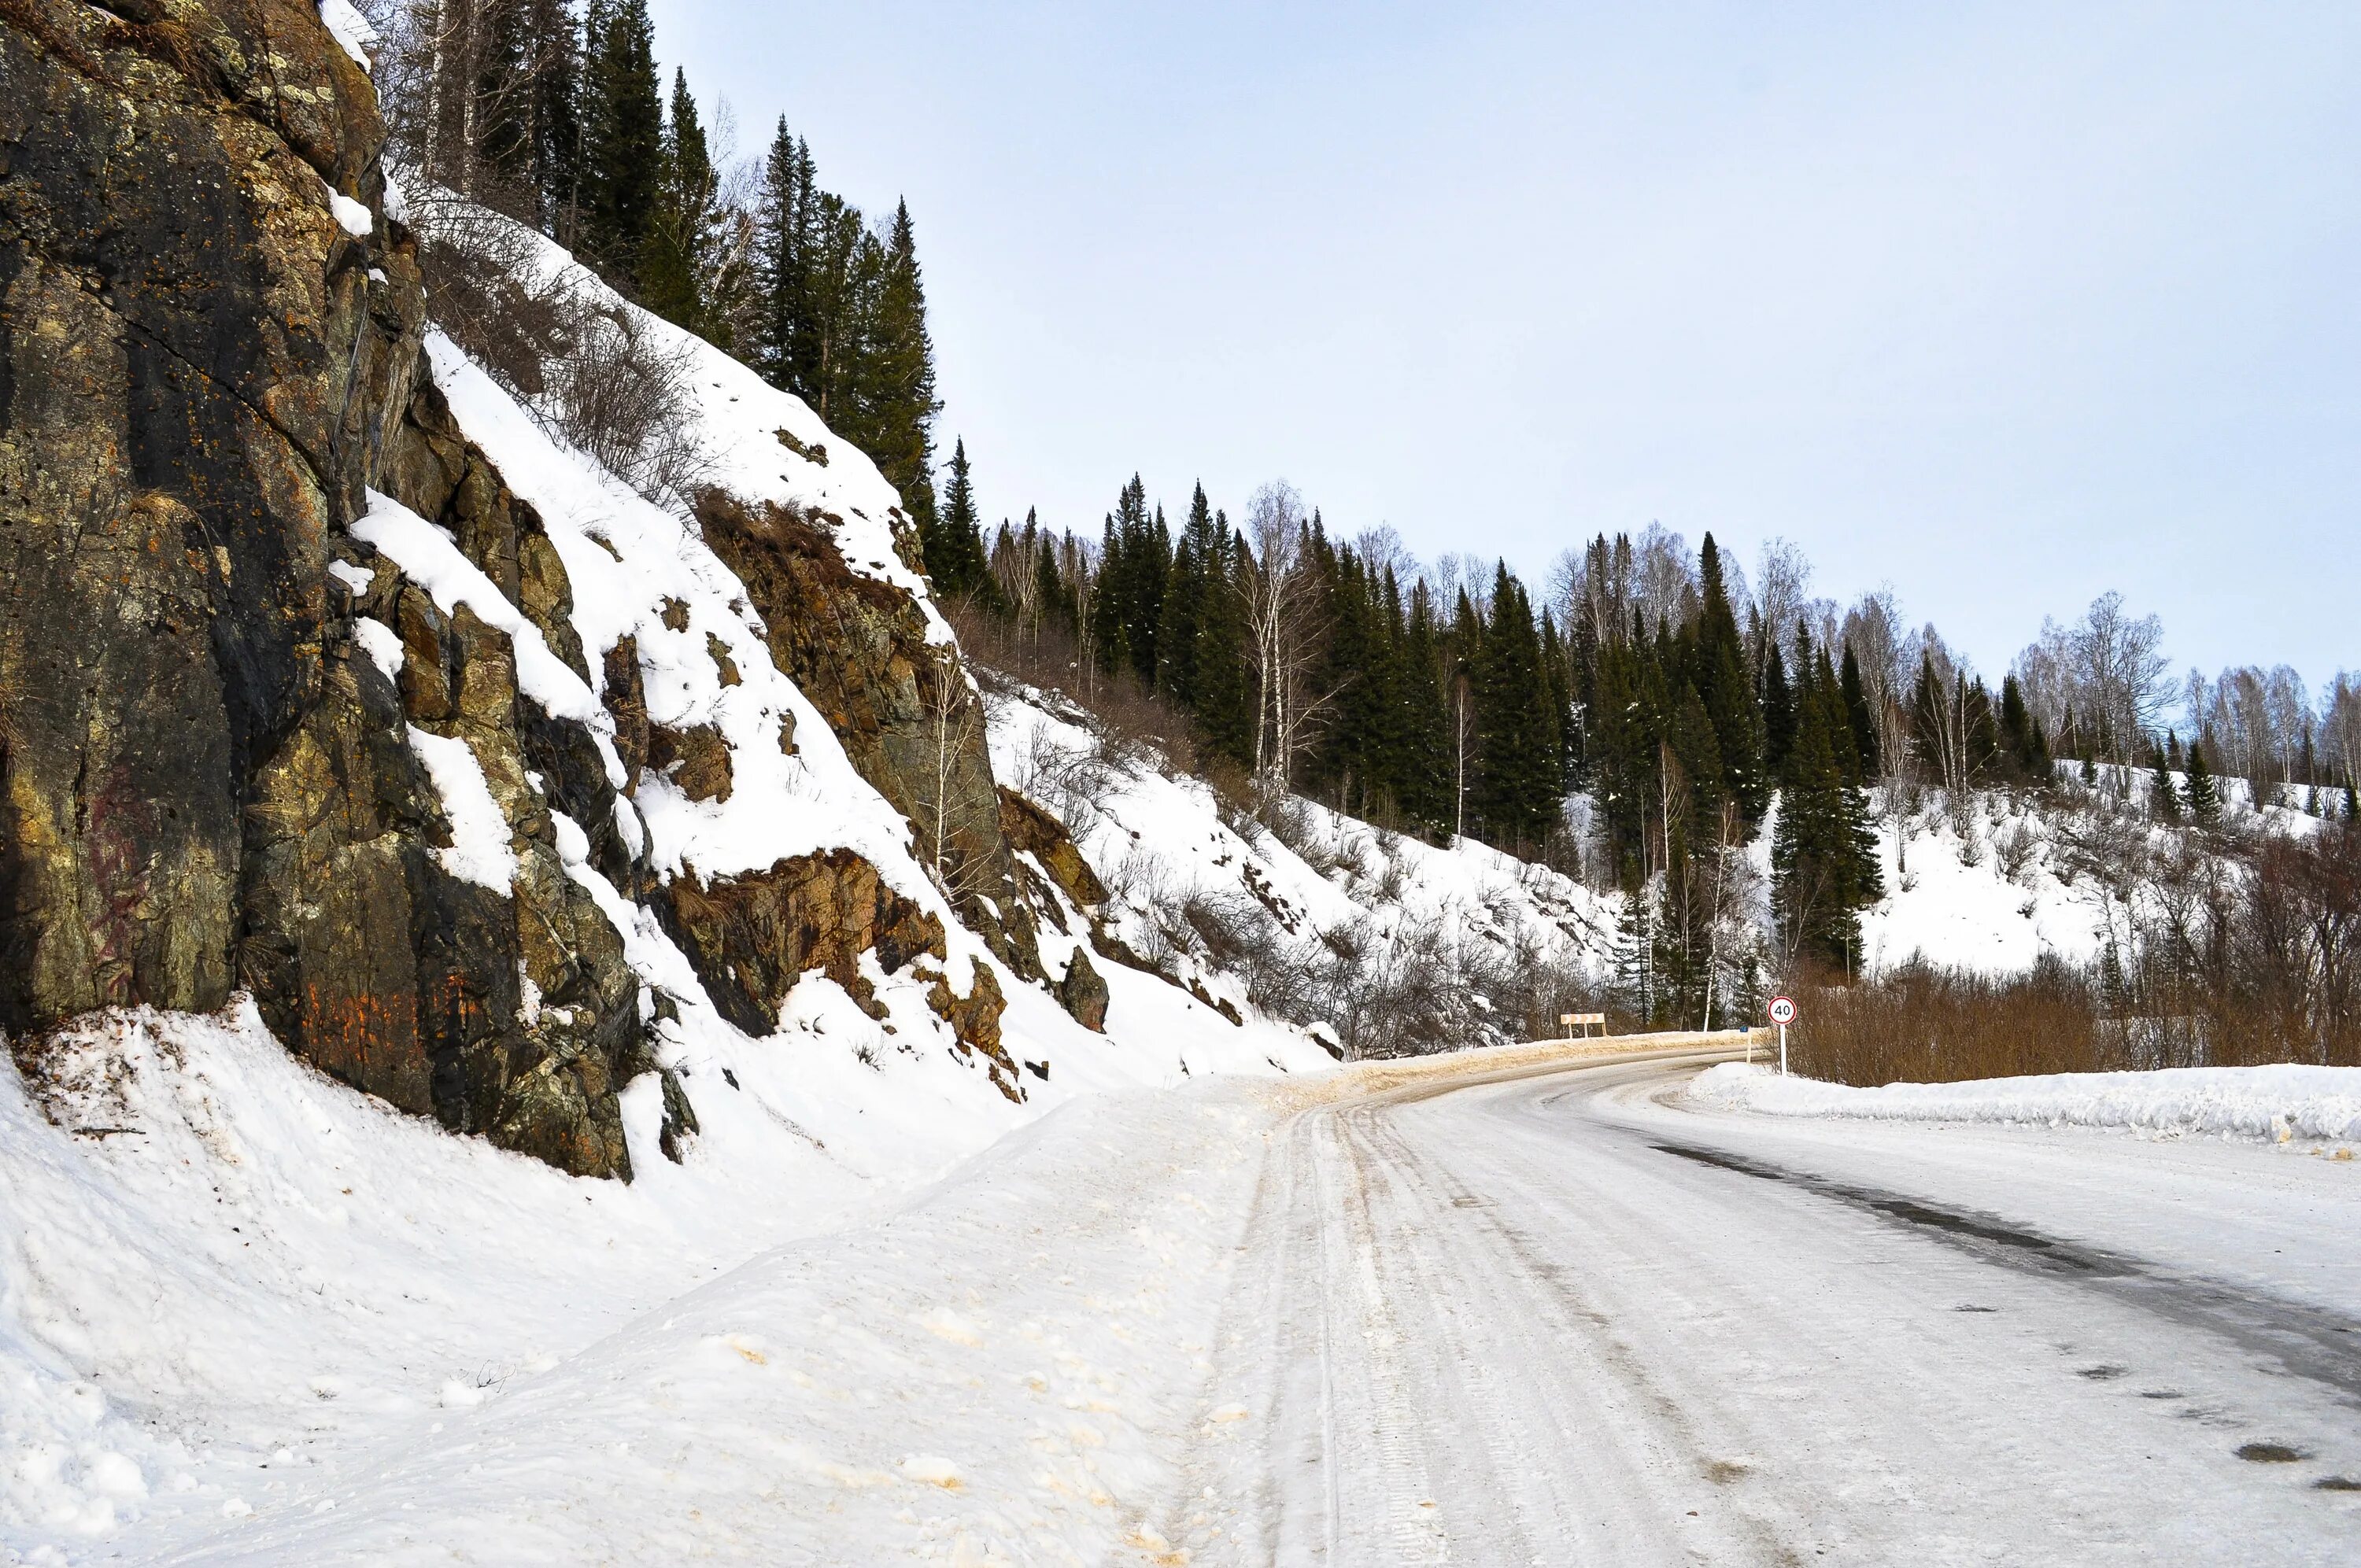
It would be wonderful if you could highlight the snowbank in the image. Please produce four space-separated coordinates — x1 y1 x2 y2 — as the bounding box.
1687 1061 2361 1146
1 1005 1304 1562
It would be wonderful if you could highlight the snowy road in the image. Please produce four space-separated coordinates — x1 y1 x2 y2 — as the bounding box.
1178 1047 2361 1565
60 1042 2360 1565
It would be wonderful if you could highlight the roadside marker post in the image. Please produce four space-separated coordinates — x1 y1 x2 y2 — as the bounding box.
1768 995 1797 1075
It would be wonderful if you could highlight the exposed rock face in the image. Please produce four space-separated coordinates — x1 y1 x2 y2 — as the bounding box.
696 491 1046 982
998 785 1110 910
652 849 942 1036
0 0 643 1176
1 0 1070 1177
0 0 408 1030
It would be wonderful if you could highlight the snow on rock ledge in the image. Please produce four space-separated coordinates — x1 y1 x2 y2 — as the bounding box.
1688 1061 2361 1146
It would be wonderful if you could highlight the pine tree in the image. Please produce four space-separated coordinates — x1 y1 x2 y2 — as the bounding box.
925 438 989 599
1838 642 1879 779
2185 732 2221 825
861 199 942 527
1693 534 1766 817
2150 736 2182 822
577 0 663 286
1191 515 1254 769
1762 638 1796 779
527 0 584 242
638 68 715 330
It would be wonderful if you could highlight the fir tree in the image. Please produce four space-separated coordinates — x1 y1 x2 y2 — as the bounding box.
2185 732 2221 825
1838 641 1879 779
639 68 716 331
1191 515 1254 769
1693 534 1766 817
924 438 990 599
2149 736 2182 822
860 200 942 528
1762 638 1796 779
578 0 663 285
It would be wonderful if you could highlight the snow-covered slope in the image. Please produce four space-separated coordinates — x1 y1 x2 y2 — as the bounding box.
1857 789 2110 977
1853 769 2337 981
0 212 1333 1557
986 680 1622 1055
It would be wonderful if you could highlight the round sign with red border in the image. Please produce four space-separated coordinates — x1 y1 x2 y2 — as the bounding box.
1768 995 1798 1026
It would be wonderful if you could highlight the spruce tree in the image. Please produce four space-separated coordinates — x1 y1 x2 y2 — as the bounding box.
753 121 818 395
527 0 584 242
1156 485 1215 705
1775 654 1885 972
1692 534 1766 817
925 438 989 599
2150 737 2182 822
862 200 942 527
1091 514 1129 677
1762 638 1796 779
1667 683 1722 813
2185 732 2221 825
1838 642 1879 779
578 0 663 286
1191 516 1254 769
1472 567 1561 851
638 68 713 330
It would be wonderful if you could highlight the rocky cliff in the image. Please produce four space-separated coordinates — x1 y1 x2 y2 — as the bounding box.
0 0 1095 1176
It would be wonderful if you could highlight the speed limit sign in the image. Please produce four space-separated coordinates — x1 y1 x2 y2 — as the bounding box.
1768 995 1796 1076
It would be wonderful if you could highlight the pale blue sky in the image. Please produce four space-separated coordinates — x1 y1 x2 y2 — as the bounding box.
651 1 2359 688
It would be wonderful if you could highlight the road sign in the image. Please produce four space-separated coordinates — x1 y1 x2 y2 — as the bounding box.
1768 995 1795 1076
1559 1012 1605 1039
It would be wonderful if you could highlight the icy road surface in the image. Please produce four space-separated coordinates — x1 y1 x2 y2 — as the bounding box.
91 1043 2361 1565
1182 1047 2361 1564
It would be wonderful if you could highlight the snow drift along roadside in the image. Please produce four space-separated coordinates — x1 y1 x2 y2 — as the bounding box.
1687 1061 2361 1146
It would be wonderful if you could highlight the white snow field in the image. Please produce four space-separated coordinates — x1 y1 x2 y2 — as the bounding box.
12 1033 2359 1562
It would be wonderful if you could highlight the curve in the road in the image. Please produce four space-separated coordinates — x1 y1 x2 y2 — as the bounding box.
1171 1049 2361 1566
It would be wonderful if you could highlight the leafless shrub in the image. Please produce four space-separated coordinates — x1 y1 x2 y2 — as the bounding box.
1994 819 2041 884
539 308 711 511
1264 795 1339 877
1788 958 2108 1085
403 190 711 513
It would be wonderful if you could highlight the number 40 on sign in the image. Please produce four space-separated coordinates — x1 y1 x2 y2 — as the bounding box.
1768 995 1798 1075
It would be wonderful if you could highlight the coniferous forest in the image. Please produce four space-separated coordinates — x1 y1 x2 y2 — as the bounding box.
375 0 2361 1040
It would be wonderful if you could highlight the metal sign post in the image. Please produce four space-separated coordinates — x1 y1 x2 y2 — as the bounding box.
1768 995 1798 1076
